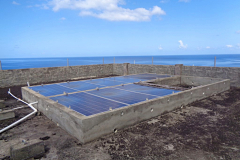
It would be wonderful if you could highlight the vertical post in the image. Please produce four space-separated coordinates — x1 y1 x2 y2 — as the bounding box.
214 56 216 67
152 57 153 65
134 60 135 64
67 58 69 67
114 57 115 64
0 60 2 70
103 58 104 64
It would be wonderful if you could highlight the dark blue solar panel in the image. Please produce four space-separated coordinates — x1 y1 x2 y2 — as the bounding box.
87 88 157 105
50 92 127 116
58 81 102 91
105 76 142 83
85 78 124 86
115 84 179 97
29 74 178 116
29 84 76 97
126 74 171 80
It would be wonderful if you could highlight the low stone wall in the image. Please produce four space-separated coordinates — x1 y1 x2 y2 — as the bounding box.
182 66 240 87
121 64 240 87
1 63 239 88
0 64 114 88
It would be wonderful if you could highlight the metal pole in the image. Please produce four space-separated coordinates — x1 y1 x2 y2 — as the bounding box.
152 57 153 65
214 56 216 67
134 60 135 64
114 57 115 64
67 58 69 67
103 58 104 64
0 60 2 70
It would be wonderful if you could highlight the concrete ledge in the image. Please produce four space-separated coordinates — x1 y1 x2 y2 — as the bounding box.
0 110 15 121
10 139 45 160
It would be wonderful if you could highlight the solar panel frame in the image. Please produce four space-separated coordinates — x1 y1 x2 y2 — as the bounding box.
87 87 158 105
29 84 76 97
57 81 102 92
84 78 125 87
114 84 179 97
29 73 178 116
51 92 127 116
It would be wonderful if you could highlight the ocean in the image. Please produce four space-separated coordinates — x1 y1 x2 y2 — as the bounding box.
0 54 240 70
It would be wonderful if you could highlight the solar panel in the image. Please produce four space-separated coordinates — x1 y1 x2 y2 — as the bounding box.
58 81 102 91
115 84 179 97
85 78 124 87
29 73 179 116
87 87 157 105
51 92 127 116
105 76 142 83
29 84 76 97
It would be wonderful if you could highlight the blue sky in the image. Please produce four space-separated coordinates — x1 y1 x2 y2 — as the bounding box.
0 0 240 58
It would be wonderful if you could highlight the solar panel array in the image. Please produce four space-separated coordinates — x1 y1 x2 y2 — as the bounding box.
29 74 179 116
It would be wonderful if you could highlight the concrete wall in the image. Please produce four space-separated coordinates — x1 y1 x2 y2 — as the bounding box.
117 64 240 87
154 76 181 86
21 87 85 142
81 78 230 143
0 64 114 88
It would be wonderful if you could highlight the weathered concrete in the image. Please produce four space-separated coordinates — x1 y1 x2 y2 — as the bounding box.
182 66 240 87
0 100 5 109
22 75 230 144
0 110 15 121
0 64 114 88
10 139 44 160
154 76 224 87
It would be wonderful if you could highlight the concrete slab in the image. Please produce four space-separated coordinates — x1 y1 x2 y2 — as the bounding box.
10 139 45 160
21 75 230 144
0 110 15 121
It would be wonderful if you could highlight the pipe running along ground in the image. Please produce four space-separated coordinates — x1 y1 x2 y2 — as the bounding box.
0 91 38 134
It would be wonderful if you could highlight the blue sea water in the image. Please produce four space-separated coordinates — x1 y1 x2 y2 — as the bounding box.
0 54 240 70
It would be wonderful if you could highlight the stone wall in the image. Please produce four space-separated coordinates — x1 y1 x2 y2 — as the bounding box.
124 64 240 87
182 66 240 87
127 64 175 75
0 64 113 88
1 63 239 88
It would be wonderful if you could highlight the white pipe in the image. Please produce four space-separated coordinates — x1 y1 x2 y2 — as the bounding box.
0 91 38 134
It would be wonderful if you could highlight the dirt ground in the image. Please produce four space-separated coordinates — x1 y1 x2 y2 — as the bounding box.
1 87 240 160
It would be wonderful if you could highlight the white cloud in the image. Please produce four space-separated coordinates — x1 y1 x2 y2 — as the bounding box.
61 17 66 20
179 0 191 2
206 46 210 49
236 30 240 34
45 0 166 21
178 40 187 49
226 45 233 48
158 45 163 50
12 1 20 5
